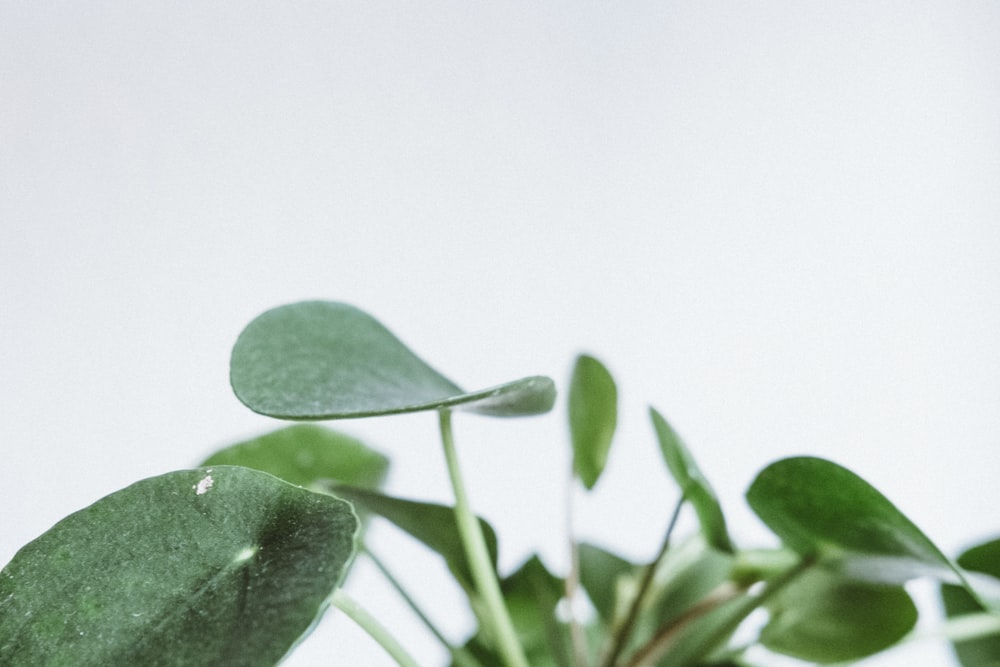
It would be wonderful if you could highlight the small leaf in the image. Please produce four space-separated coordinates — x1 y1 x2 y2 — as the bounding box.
0 466 358 666
568 354 618 490
230 301 556 419
650 407 733 552
760 567 917 663
328 485 498 597
746 456 954 584
941 537 1000 666
200 424 389 491
578 542 636 626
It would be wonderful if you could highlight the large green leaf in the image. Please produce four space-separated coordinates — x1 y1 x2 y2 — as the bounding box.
230 301 556 419
327 484 497 598
568 354 617 490
650 407 732 553
760 567 917 663
746 456 953 584
200 424 389 491
0 466 358 666
941 537 1000 666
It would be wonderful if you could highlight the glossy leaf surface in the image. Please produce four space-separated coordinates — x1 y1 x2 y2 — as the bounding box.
650 407 733 552
941 537 1000 666
201 424 389 491
329 485 498 597
0 466 358 666
231 301 556 419
746 456 953 584
760 567 917 663
569 354 617 490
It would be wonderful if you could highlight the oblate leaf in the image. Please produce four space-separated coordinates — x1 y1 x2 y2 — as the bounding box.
760 567 917 663
0 466 358 666
200 424 389 491
230 301 556 419
941 537 1000 666
650 407 733 552
746 456 953 584
568 354 618 490
328 484 497 597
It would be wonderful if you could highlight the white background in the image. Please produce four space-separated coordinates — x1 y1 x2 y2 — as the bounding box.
2 3 999 665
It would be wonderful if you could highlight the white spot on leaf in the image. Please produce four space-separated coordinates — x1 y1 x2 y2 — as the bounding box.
194 474 214 495
233 546 258 564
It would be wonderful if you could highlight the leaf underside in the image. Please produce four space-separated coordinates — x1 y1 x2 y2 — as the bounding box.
0 466 358 666
230 301 555 419
746 456 953 584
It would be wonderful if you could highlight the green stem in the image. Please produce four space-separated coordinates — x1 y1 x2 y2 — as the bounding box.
565 468 590 667
624 553 816 667
439 409 529 667
364 545 485 667
599 494 685 667
331 588 421 667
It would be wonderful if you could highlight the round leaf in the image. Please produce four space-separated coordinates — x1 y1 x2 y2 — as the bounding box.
230 301 556 419
746 456 953 583
0 466 358 666
760 567 917 663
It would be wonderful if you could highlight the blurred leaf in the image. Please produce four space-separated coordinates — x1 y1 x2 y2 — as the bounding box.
201 424 389 491
941 537 1000 666
760 567 917 663
578 542 636 627
569 354 617 490
454 556 573 667
648 536 734 630
650 407 733 552
746 456 955 584
0 466 358 666
329 485 497 598
230 300 555 419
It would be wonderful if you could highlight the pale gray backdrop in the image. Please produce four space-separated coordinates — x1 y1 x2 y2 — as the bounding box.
2 3 999 665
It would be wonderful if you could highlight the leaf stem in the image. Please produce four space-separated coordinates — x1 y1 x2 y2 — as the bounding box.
438 409 529 667
564 463 591 667
624 553 816 667
331 588 421 667
599 493 685 667
364 545 485 667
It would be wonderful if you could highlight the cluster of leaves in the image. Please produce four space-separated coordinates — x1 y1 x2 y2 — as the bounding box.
2 300 999 666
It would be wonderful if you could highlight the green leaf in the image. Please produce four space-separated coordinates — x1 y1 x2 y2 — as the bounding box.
455 556 573 667
328 485 498 598
746 456 953 584
760 567 917 663
650 407 733 553
230 301 556 419
568 354 617 490
200 424 389 491
577 542 636 626
0 466 358 666
941 537 1000 666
